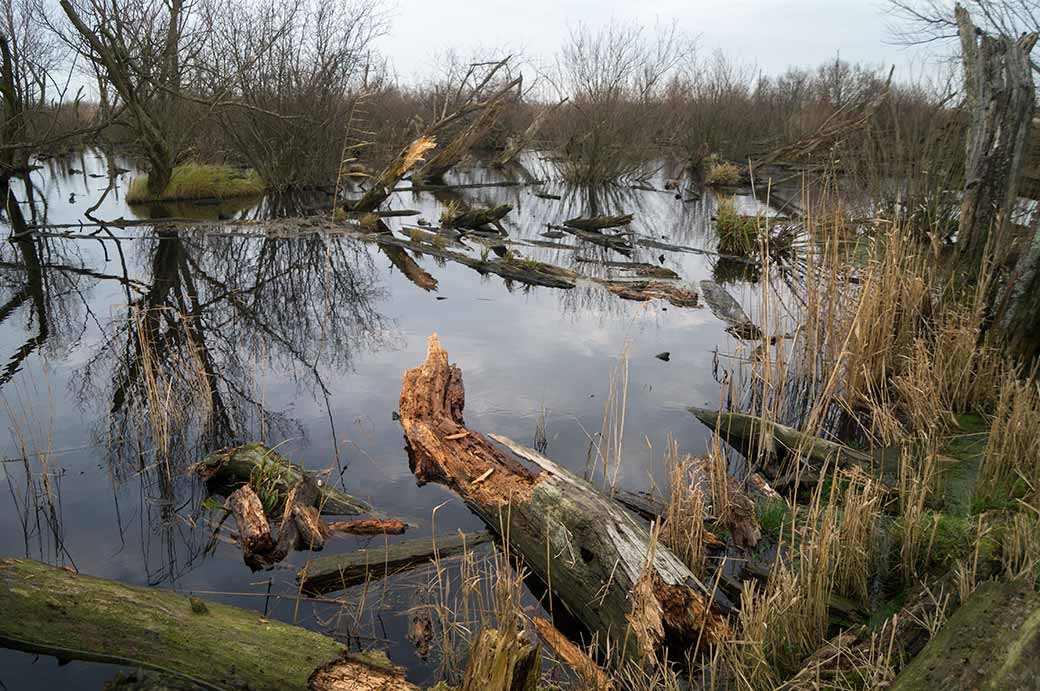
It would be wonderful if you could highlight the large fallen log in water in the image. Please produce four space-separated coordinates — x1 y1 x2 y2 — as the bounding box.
297 530 492 595
0 558 417 691
195 443 373 516
399 335 729 667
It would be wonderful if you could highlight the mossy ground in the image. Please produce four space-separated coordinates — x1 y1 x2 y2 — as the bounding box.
127 164 265 203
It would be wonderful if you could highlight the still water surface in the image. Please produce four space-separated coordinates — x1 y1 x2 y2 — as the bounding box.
0 150 776 688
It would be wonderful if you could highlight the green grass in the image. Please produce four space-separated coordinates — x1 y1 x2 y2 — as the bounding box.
715 196 760 255
758 499 789 538
127 164 265 203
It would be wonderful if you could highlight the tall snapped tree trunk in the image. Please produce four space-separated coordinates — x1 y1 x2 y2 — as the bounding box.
955 4 1037 263
398 334 729 670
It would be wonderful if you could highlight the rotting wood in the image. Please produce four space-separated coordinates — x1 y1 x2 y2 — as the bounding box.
227 486 274 564
327 519 408 536
297 531 492 596
605 280 699 308
293 504 326 551
443 204 512 232
0 558 418 691
400 335 730 666
195 442 373 516
531 617 612 691
460 628 541 691
379 244 438 292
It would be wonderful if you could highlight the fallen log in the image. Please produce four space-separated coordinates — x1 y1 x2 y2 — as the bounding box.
380 244 438 292
699 280 763 340
297 530 492 595
0 558 417 691
605 280 699 308
327 519 408 536
563 214 634 232
195 443 372 516
443 204 512 232
400 335 729 666
688 407 896 488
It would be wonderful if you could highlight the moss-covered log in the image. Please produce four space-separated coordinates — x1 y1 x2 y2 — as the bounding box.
443 204 512 232
400 335 730 668
891 580 1040 690
563 214 633 232
0 558 417 691
688 407 896 487
297 531 492 595
195 443 372 516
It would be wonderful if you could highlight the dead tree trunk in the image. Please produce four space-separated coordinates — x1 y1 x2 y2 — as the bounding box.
399 335 729 668
955 5 1038 262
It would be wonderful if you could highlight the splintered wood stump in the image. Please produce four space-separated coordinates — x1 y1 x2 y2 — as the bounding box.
0 558 417 691
228 486 274 560
399 335 729 666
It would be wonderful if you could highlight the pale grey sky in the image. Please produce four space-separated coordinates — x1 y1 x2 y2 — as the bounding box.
374 0 939 84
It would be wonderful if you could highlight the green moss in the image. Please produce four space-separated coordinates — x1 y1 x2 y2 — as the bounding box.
758 499 789 538
868 590 908 631
891 511 970 572
940 413 989 517
127 164 265 203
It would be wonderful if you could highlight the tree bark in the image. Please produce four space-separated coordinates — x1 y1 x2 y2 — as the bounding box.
955 6 1037 262
227 485 274 559
399 335 729 668
0 558 417 691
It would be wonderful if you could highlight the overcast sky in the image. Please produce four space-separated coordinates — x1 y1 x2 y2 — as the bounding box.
374 0 940 84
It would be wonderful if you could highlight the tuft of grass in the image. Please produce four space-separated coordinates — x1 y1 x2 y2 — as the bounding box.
705 160 743 186
714 196 761 256
757 499 789 538
127 164 265 203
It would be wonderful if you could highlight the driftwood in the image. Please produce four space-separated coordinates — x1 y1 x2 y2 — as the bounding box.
0 558 417 691
699 280 763 340
400 335 729 666
563 214 634 232
327 519 409 536
195 443 372 516
955 6 1037 261
558 226 633 255
297 531 492 595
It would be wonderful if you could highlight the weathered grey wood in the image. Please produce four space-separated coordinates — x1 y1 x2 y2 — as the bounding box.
699 280 763 340
399 335 730 667
563 214 633 231
297 531 492 595
195 443 372 516
0 558 417 691
955 6 1037 261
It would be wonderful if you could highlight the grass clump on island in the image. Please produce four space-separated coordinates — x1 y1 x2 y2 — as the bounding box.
127 163 265 204
715 196 761 255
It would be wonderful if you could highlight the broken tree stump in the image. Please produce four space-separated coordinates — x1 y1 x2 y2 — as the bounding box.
0 558 417 691
228 485 274 564
297 531 492 595
195 443 372 516
460 628 541 691
399 335 729 667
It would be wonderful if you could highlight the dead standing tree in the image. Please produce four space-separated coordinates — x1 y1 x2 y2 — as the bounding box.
955 4 1037 261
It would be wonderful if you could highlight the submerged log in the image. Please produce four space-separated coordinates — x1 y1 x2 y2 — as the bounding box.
699 280 763 340
0 558 417 691
195 443 372 516
327 519 409 536
400 335 729 666
297 530 492 595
